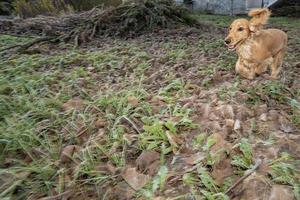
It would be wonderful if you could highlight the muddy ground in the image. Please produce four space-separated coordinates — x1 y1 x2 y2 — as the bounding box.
0 14 299 200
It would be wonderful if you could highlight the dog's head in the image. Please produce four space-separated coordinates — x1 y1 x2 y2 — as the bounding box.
225 19 251 51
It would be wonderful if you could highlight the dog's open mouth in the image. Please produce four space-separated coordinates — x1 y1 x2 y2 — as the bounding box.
227 45 235 51
226 40 243 51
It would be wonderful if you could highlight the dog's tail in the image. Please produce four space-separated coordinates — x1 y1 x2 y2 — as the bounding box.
248 8 271 26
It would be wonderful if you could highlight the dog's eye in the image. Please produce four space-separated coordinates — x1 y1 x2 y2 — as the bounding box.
238 27 244 31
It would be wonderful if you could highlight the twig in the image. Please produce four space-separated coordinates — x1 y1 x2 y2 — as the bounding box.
284 88 296 98
121 116 142 134
76 127 89 138
225 158 262 195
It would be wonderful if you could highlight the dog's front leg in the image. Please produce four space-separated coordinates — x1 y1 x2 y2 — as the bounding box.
235 58 255 79
255 63 268 75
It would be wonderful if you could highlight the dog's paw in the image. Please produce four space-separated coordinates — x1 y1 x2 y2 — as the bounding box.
263 74 279 80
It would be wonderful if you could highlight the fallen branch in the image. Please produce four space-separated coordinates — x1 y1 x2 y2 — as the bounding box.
17 36 56 53
0 36 56 53
225 158 262 195
0 33 36 38
0 44 21 52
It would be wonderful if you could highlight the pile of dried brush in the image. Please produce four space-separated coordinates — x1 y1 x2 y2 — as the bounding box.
1 0 202 51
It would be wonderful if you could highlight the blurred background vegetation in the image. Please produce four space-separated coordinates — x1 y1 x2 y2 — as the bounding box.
0 0 13 15
1 0 299 18
0 0 123 18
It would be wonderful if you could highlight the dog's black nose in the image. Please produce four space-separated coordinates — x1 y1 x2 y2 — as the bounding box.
225 39 231 44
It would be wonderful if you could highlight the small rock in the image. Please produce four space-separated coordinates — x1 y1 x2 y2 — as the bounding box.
234 120 241 130
259 113 267 121
87 66 95 71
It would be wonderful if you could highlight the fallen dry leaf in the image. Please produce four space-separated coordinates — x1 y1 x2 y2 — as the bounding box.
210 132 232 156
123 134 138 145
202 121 223 132
254 104 268 116
268 185 295 200
199 103 211 119
113 181 136 200
127 96 139 107
279 122 295 133
60 145 81 163
268 110 280 121
209 112 220 121
121 167 151 191
211 158 234 185
239 173 271 200
225 119 235 128
136 151 160 172
166 131 182 149
236 106 254 121
94 118 107 128
183 152 206 165
62 98 84 111
95 162 117 175
215 105 235 119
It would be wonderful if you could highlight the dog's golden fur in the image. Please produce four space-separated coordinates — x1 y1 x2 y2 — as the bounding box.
225 8 288 79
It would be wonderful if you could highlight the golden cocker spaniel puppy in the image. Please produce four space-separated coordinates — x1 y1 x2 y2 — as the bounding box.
225 8 287 80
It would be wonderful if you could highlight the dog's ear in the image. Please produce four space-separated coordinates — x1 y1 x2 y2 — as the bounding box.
248 8 271 25
248 8 271 32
